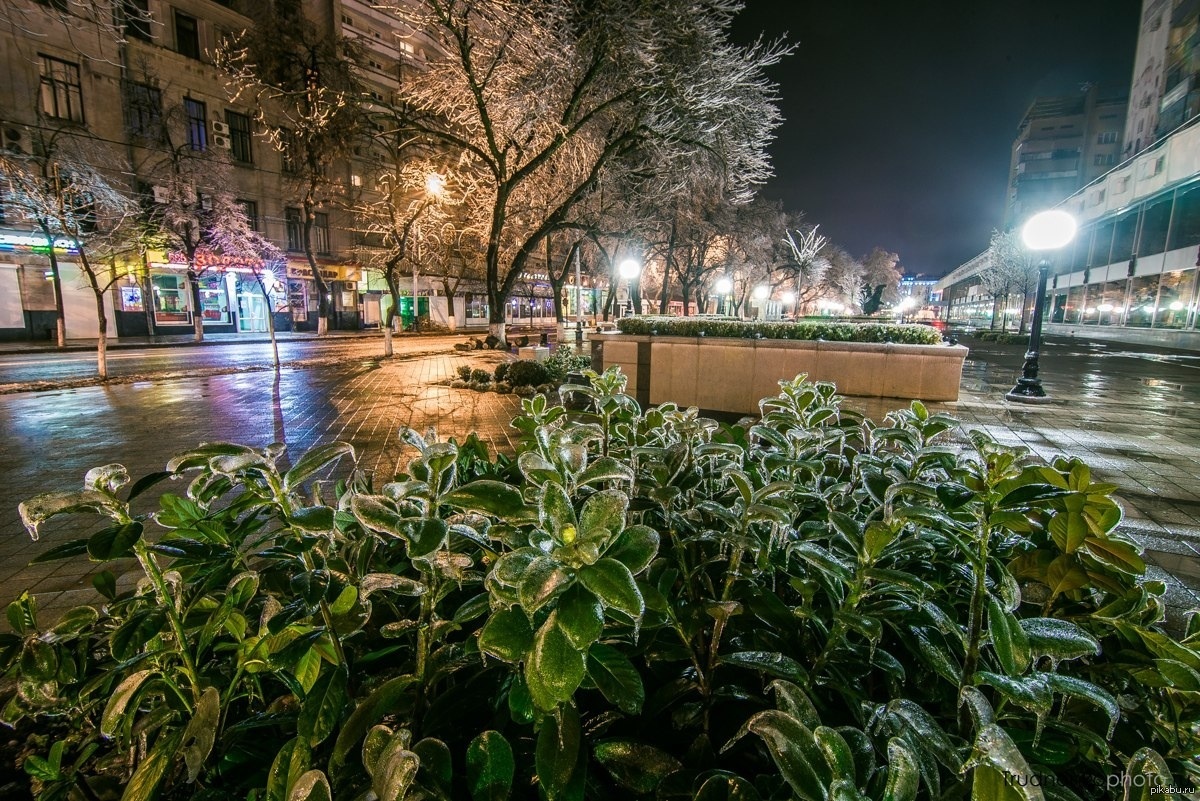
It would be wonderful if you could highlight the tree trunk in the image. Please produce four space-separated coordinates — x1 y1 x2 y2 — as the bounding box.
40 224 67 347
550 276 566 323
96 291 108 379
441 278 458 332
302 197 329 336
187 268 204 343
681 283 691 317
256 273 280 371
383 267 401 358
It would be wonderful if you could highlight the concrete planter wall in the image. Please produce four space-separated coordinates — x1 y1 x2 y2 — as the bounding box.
591 334 968 414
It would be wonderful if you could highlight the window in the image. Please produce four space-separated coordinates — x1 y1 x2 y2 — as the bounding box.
184 98 207 150
313 212 331 255
1167 184 1200 251
237 199 258 231
152 273 190 323
174 11 200 59
1093 154 1116 166
225 110 252 163
39 55 84 122
124 82 162 140
123 0 152 42
1097 131 1118 144
285 207 303 251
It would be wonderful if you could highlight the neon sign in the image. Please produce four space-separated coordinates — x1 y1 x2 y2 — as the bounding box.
0 232 79 255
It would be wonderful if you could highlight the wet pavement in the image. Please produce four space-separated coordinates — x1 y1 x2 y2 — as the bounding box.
0 330 1197 625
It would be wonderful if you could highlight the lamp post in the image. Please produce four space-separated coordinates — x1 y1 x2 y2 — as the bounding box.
781 290 796 320
1005 209 1076 403
715 276 733 316
618 258 641 317
411 172 446 334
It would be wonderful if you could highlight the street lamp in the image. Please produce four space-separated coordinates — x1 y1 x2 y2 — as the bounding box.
1005 209 1076 403
412 173 447 333
753 284 769 320
618 259 641 316
715 276 733 316
781 290 796 320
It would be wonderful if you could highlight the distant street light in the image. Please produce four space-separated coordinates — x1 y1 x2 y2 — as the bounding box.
1006 209 1077 403
412 173 447 333
714 276 733 316
753 285 769 320
618 259 641 316
781 290 796 320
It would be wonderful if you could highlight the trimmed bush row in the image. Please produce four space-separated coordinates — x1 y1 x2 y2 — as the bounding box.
616 315 944 345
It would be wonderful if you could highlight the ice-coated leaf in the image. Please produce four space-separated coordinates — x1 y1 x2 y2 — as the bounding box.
557 585 603 649
445 481 533 521
19 491 116 540
578 488 628 539
284 443 355 491
360 574 426 599
882 738 919 801
593 739 682 794
693 773 763 801
586 642 644 715
535 707 581 801
330 675 416 772
519 556 572 614
121 729 183 801
288 769 332 801
723 710 827 801
1122 748 1173 801
101 669 155 738
1019 618 1100 663
973 672 1052 719
350 496 409 539
814 726 855 780
373 734 419 801
768 680 821 729
986 595 1030 676
298 667 347 748
1043 674 1119 734
165 442 255 473
884 699 961 772
466 730 514 801
182 687 219 782
721 651 808 683
575 456 634 487
966 724 1044 801
83 464 130 494
603 524 659 574
539 482 576 544
578 558 643 620
518 451 559 486
526 614 585 708
478 607 534 664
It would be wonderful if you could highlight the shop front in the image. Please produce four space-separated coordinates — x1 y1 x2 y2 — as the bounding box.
286 259 361 331
144 250 287 336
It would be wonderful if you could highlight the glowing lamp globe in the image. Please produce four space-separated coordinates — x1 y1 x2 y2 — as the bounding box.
1021 210 1076 251
715 277 733 294
753 285 770 300
618 259 641 280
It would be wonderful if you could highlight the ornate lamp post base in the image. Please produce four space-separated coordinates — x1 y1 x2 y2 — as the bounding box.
1005 350 1052 403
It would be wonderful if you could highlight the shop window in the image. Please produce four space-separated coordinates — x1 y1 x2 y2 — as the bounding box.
288 279 309 322
1111 209 1138 264
464 292 487 319
1062 286 1085 323
197 273 229 323
1139 194 1172 255
1092 280 1127 326
175 11 200 59
226 110 252 164
1126 275 1159 327
184 97 207 151
1089 220 1115 267
152 273 190 323
39 55 84 123
285 207 303 251
1155 270 1195 329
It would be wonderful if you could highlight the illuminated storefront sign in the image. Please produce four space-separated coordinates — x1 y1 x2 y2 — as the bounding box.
286 260 361 282
0 232 79 255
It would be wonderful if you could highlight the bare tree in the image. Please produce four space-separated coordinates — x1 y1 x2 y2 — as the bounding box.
217 1 367 336
380 0 789 344
988 228 1040 333
1 139 139 377
0 0 152 64
858 247 902 315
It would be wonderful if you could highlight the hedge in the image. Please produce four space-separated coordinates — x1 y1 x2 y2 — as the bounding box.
615 315 944 345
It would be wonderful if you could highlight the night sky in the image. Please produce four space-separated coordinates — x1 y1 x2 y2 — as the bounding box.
731 0 1144 276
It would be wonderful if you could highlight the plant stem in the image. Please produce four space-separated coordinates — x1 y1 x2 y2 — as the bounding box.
133 542 203 704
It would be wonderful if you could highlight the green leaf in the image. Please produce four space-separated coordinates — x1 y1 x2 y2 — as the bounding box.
578 558 643 620
87 522 144 561
93 570 117 600
557 585 603 649
997 484 1070 508
101 670 155 738
1043 674 1119 731
120 730 183 801
467 731 515 801
18 639 57 683
125 470 173 501
6 593 36 635
593 740 682 794
373 734 419 801
478 607 535 663
1019 619 1100 663
578 489 628 538
289 507 335 533
298 667 347 748
446 480 533 520
694 773 763 801
586 642 644 715
882 738 919 801
29 538 90 564
350 496 408 538
330 675 415 773
182 686 219 783
973 673 1053 719
536 707 580 801
602 525 659 575
1044 555 1089 599
1122 748 1173 801
526 613 586 709
1082 537 1145 575
720 651 808 683
268 737 311 801
284 443 355 491
986 596 1030 676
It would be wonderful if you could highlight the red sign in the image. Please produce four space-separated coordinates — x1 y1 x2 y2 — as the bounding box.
167 249 267 270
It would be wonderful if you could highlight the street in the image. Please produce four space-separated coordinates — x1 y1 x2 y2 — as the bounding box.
0 332 1197 624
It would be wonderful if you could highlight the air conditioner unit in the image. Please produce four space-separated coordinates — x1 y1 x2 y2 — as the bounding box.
152 185 171 204
213 134 232 150
211 120 230 135
2 124 29 154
